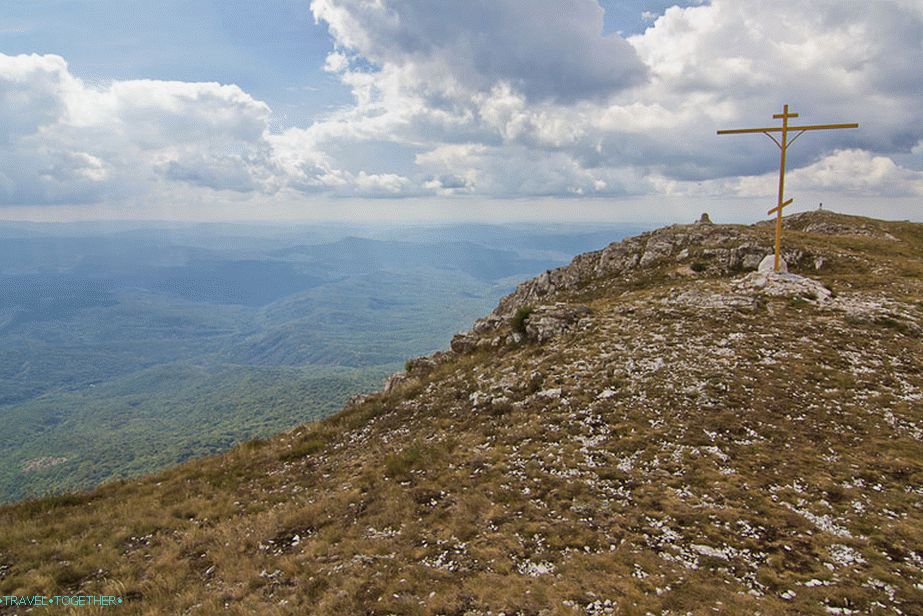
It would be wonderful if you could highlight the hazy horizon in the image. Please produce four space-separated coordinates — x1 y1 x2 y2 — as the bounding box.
0 194 918 226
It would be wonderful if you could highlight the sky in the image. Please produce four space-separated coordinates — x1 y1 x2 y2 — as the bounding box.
0 0 921 223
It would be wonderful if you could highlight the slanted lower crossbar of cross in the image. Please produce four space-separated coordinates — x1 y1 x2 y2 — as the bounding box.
768 197 793 217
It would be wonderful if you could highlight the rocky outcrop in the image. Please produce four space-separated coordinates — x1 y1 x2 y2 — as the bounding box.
382 372 410 394
382 352 455 393
492 221 807 319
734 271 833 303
448 303 591 354
522 303 591 343
449 331 479 354
404 352 452 376
781 210 900 239
397 211 887 395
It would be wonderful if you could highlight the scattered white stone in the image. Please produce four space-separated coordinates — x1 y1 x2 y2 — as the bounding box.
517 559 556 577
616 454 636 473
804 578 830 587
782 503 852 538
827 544 865 567
691 544 728 560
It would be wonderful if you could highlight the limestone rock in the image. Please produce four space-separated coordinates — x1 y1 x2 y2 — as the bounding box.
639 236 675 267
595 243 639 277
472 315 503 335
450 332 479 354
492 218 818 320
735 271 832 303
524 303 591 343
758 254 787 273
403 353 451 377
344 393 371 407
383 372 410 394
702 244 767 271
741 252 764 271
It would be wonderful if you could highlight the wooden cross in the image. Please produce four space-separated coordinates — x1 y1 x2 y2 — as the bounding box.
717 104 858 272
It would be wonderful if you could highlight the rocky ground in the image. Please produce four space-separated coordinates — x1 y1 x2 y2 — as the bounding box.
1 210 921 615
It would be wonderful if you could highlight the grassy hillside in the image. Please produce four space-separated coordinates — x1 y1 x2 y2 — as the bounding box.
1 212 920 614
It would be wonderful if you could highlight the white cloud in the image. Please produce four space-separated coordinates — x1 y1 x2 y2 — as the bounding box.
300 0 923 200
0 53 281 204
2 0 922 210
650 149 923 200
626 1 923 161
309 0 647 104
0 53 70 140
790 149 923 197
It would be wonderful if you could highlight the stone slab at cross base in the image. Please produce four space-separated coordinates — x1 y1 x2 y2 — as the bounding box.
734 270 832 303
758 254 787 273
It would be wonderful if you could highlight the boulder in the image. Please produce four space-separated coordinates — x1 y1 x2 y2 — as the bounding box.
639 236 676 267
472 315 503 335
735 271 832 303
403 354 449 376
758 254 787 273
524 303 592 343
344 393 370 407
383 372 410 394
595 243 639 276
450 332 479 354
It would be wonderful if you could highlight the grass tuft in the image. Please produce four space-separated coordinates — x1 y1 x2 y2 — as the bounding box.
511 305 534 334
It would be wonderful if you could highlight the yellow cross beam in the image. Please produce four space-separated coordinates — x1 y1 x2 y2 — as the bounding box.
718 104 858 272
768 197 793 217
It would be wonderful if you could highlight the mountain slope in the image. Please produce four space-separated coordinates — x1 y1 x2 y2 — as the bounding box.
1 211 921 615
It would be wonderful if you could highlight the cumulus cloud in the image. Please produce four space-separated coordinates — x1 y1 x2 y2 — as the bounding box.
2 0 922 208
650 149 923 200
0 54 69 141
0 53 279 204
299 0 923 199
790 149 923 196
627 1 923 164
310 0 647 104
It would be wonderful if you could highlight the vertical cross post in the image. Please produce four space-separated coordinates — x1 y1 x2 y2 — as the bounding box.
772 104 796 271
718 105 858 272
